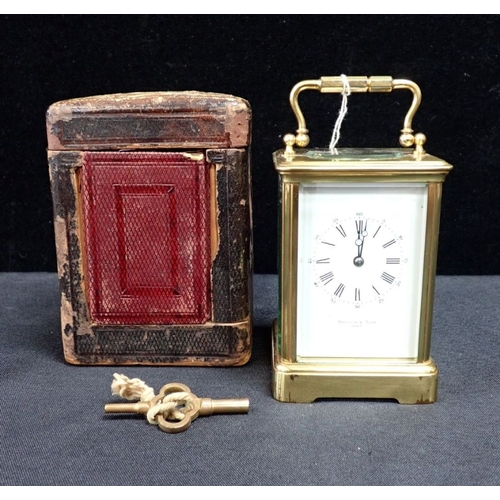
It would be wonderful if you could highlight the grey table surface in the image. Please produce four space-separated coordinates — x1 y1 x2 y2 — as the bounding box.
1 273 499 486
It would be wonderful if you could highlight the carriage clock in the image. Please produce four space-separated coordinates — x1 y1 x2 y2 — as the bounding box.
47 92 252 366
272 76 452 403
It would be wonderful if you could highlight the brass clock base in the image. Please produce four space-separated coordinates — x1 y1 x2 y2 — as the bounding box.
272 322 438 404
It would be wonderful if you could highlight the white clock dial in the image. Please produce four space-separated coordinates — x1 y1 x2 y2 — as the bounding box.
296 182 428 360
312 217 405 305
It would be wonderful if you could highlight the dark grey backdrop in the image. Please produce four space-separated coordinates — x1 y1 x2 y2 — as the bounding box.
1 14 500 274
1 273 499 485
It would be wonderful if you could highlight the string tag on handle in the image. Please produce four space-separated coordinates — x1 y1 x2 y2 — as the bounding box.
329 74 351 154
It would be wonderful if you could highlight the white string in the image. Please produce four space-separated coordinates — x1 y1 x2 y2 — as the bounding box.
329 74 351 154
111 373 155 402
110 373 195 424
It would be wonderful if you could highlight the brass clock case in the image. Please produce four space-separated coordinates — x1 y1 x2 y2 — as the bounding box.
273 77 452 404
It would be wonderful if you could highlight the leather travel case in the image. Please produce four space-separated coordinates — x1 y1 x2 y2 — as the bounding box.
46 91 252 365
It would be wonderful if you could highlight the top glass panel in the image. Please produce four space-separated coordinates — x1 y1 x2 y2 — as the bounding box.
273 148 452 177
302 148 411 161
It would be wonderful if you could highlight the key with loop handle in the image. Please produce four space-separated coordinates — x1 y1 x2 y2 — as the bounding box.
105 381 249 433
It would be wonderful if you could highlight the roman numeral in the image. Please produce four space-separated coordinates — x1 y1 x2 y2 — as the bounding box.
382 239 396 249
355 288 361 302
320 271 334 285
321 241 335 247
373 226 381 238
334 283 345 297
316 258 330 264
372 285 380 295
381 272 395 284
386 258 400 264
355 220 366 233
336 225 347 237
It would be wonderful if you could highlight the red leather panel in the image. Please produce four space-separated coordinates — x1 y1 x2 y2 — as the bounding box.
81 151 210 325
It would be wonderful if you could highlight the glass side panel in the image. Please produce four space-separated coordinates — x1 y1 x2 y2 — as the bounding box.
296 182 428 360
276 182 283 351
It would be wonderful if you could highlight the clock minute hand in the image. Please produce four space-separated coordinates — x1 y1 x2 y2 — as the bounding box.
354 220 367 267
359 220 367 257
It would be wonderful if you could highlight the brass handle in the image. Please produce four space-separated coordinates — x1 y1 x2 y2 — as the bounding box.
284 76 426 156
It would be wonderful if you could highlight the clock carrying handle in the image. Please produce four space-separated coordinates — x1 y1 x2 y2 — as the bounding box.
283 76 426 156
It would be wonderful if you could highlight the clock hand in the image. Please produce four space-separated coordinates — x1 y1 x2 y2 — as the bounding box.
358 219 367 257
355 220 363 251
354 220 367 267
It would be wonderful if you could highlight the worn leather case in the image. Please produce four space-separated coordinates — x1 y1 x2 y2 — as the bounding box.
46 92 252 365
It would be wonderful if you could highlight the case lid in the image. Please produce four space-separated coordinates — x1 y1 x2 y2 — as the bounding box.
46 91 251 151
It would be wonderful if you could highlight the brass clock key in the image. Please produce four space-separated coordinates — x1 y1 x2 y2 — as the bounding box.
105 378 249 433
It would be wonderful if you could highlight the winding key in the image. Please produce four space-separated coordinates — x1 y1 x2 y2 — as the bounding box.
105 382 249 433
